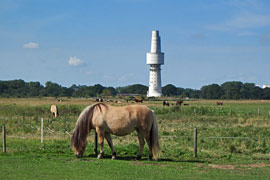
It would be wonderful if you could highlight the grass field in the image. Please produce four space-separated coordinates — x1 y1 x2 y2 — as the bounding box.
1 98 270 179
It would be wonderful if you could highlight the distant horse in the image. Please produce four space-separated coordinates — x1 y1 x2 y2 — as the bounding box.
134 98 143 103
71 103 160 160
216 101 223 106
96 98 103 102
50 105 58 118
163 101 170 106
176 100 183 106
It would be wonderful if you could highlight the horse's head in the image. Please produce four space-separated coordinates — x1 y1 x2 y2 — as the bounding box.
70 103 106 158
71 129 88 158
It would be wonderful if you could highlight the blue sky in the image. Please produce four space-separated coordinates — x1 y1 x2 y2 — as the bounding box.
0 0 270 89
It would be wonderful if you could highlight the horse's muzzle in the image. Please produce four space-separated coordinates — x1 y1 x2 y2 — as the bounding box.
76 154 82 158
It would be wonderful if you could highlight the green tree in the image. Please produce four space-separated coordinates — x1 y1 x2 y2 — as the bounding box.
263 88 270 99
221 81 243 99
182 88 201 98
201 84 223 99
101 89 112 97
119 84 148 94
162 84 177 96
176 87 185 96
45 81 62 97
27 81 43 97
106 87 117 96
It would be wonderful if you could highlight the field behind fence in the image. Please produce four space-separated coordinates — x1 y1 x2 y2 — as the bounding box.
1 99 270 161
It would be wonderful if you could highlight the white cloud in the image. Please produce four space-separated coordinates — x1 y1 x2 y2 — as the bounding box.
68 56 84 66
23 42 39 48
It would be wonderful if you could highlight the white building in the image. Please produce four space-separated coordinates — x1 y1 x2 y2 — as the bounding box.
146 30 164 97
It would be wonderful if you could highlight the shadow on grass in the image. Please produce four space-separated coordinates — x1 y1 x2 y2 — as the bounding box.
84 154 208 163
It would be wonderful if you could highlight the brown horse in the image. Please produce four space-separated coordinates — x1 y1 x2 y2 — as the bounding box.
176 100 183 106
134 98 143 103
71 103 160 160
216 101 223 106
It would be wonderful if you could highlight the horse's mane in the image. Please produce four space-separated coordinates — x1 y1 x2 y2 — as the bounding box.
71 103 108 150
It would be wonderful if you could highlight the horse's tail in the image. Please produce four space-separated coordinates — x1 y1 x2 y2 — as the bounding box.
150 110 160 160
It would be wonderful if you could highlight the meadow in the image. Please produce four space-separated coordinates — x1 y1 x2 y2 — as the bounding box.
1 97 270 179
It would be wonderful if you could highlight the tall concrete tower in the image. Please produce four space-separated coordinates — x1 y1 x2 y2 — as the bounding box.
146 30 164 97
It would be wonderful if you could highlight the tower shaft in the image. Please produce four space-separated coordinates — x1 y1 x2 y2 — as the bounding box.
148 64 162 97
146 30 164 97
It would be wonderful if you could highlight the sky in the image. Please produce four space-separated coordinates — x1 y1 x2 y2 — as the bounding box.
0 0 270 89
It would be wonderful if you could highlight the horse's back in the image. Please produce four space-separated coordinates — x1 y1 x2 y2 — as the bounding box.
50 105 57 112
97 104 153 136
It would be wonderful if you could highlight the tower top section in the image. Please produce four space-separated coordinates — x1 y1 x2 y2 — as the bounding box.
146 30 164 65
151 30 161 53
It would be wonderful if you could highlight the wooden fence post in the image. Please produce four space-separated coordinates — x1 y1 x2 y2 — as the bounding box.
2 125 6 153
64 117 66 139
258 108 260 116
41 118 43 143
194 127 197 158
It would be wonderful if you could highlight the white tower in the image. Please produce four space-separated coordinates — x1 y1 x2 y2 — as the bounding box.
146 30 164 97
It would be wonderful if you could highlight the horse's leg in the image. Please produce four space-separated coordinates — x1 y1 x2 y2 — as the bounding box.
136 129 145 160
105 133 116 160
96 128 105 159
143 131 153 161
94 130 98 155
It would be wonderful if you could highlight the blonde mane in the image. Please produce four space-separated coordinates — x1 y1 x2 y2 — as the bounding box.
71 103 107 155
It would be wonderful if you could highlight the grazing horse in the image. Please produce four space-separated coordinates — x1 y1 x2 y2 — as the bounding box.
71 103 160 160
50 105 58 118
96 98 103 102
134 98 143 103
176 100 183 106
163 101 170 106
216 101 223 106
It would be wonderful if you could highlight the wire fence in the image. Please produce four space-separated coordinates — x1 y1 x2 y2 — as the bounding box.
2 115 269 158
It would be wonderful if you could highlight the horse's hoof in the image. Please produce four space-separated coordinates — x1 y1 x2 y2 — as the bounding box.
112 155 116 160
97 154 103 159
136 155 141 161
148 155 153 161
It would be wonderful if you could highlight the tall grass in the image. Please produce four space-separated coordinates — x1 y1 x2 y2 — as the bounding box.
1 99 270 161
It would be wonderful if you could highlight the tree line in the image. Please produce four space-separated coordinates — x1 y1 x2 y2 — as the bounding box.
0 80 146 98
0 79 270 99
162 82 270 99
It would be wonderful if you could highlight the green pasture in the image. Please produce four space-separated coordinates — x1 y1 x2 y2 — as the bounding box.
1 99 270 179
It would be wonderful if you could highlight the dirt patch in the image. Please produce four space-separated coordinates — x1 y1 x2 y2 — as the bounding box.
208 163 270 170
240 163 270 168
209 164 235 170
